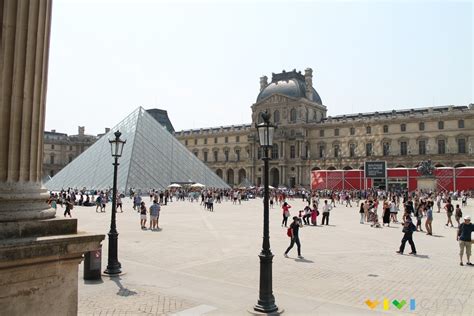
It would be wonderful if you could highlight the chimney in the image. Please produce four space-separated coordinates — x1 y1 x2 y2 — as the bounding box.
259 76 268 91
105 128 110 133
305 68 313 101
78 126 85 136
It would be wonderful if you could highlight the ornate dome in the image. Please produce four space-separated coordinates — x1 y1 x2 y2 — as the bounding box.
256 69 322 104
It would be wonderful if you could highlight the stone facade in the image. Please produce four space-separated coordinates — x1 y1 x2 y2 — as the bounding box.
175 68 474 188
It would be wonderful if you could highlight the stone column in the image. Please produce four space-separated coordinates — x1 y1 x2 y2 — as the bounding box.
0 0 55 221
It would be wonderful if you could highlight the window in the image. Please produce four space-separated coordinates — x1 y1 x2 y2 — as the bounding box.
365 143 372 156
290 146 296 159
257 148 262 160
225 136 228 143
350 127 355 135
334 145 339 158
193 151 198 157
419 122 425 131
274 110 280 123
69 145 72 150
214 137 218 144
319 145 325 158
204 138 207 145
194 139 197 145
50 155 54 164
51 144 55 150
319 130 324 137
438 121 444 130
236 149 240 161
185 140 188 146
334 128 339 136
400 124 406 132
437 139 446 154
366 126 371 134
383 125 388 133
68 155 73 163
224 150 229 162
214 151 218 162
272 144 279 159
49 170 54 177
458 120 465 128
204 151 208 162
290 109 297 122
258 112 264 123
400 141 408 156
383 142 390 156
458 139 466 154
236 136 240 143
419 140 426 155
349 144 356 157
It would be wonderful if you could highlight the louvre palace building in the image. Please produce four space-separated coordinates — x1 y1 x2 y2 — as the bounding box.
174 68 474 188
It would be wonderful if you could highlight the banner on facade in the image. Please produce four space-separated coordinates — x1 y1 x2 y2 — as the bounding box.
365 161 386 178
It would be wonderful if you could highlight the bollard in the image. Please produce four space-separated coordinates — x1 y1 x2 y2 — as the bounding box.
83 248 102 280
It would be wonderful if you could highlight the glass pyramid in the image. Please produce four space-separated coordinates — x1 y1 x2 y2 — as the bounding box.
45 107 229 192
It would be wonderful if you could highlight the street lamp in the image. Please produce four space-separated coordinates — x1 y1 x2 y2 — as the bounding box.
104 130 126 275
254 111 279 314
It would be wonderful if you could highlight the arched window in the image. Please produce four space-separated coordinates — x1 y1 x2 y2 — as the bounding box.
273 110 280 123
272 144 279 159
290 108 297 122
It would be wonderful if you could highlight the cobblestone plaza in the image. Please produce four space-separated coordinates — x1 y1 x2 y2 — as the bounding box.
76 197 473 315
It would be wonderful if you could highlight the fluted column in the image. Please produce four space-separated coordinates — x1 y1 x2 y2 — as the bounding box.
0 0 54 221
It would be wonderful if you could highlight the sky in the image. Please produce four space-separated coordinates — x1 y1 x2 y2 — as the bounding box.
46 0 473 136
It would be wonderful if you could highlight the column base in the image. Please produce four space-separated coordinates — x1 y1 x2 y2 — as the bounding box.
0 218 104 315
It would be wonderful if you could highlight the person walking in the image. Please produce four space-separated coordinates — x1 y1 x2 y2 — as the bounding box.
425 201 433 235
64 198 73 218
382 201 390 227
359 202 365 224
457 216 473 266
116 193 123 212
396 217 417 255
321 200 332 225
281 202 291 227
445 201 454 227
455 204 463 227
284 217 303 258
302 205 312 225
139 201 147 229
149 200 161 230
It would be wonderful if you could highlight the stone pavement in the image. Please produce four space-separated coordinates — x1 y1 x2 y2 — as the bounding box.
74 196 474 315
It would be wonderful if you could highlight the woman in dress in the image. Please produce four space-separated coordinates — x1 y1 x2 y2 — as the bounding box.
382 200 391 227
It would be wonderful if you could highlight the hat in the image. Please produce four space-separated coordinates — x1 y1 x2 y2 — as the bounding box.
465 216 471 221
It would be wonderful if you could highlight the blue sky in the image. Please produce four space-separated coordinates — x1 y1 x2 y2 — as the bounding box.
46 0 473 135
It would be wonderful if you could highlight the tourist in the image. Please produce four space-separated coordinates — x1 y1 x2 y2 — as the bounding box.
415 202 424 232
364 201 370 222
117 193 123 212
284 216 303 259
382 201 390 227
425 201 433 235
95 194 102 212
389 199 398 223
139 201 147 229
311 204 319 226
436 194 442 213
396 217 417 255
133 194 142 211
455 204 463 227
208 195 214 212
445 201 454 227
302 205 312 225
281 202 291 227
457 216 473 266
149 200 160 230
321 200 332 225
64 198 73 218
359 202 365 224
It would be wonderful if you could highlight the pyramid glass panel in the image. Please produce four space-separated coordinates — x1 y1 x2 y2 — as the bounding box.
45 107 229 192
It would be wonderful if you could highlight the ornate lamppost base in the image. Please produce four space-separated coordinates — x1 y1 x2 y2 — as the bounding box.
249 307 285 315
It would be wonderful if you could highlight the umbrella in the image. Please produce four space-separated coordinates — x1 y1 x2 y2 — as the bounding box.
190 183 205 188
167 183 181 188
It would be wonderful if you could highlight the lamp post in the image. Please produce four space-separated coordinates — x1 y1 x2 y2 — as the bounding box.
254 111 279 314
104 131 126 275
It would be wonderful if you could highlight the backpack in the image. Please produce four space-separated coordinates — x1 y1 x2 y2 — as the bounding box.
287 228 292 237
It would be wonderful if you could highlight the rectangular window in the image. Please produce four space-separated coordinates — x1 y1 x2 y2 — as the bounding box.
349 144 355 157
400 124 406 132
203 151 208 162
419 122 425 131
225 136 228 143
458 120 465 128
419 140 426 155
334 145 339 158
69 145 73 150
350 127 355 135
214 151 218 162
290 146 296 159
204 138 207 145
383 125 388 133
50 155 54 164
334 129 339 136
236 149 240 161
458 139 466 154
365 143 372 157
438 121 444 130
383 142 390 156
214 137 218 144
224 150 229 162
272 145 279 159
366 126 371 134
400 141 408 156
319 145 325 158
236 136 240 142
185 140 188 146
438 139 445 154
319 130 324 137
51 144 55 150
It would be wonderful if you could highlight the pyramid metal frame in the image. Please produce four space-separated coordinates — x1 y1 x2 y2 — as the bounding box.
45 107 229 191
